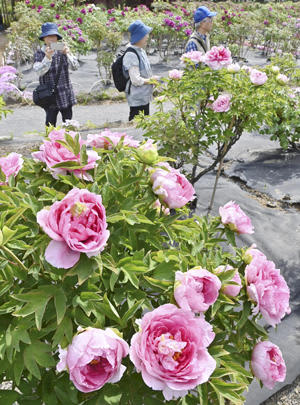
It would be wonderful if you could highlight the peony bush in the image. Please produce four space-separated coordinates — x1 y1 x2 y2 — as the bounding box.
0 126 291 404
136 46 299 187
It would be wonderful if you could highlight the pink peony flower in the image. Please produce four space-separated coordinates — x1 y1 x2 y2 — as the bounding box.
251 341 286 389
0 152 23 184
276 73 289 84
204 46 232 70
250 69 268 85
32 129 98 181
211 94 231 112
57 327 129 392
37 188 109 269
215 265 242 297
245 254 290 327
129 304 216 401
219 200 254 234
151 163 195 209
168 69 183 80
227 63 240 73
87 129 140 149
174 267 221 312
181 50 204 64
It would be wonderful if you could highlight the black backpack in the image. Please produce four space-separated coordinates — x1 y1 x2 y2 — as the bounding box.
111 47 141 93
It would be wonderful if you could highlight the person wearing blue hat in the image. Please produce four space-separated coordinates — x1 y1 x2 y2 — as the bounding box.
185 6 217 55
122 20 159 121
33 22 79 126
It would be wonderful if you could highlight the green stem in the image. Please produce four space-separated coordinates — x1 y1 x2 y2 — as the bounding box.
1 245 28 272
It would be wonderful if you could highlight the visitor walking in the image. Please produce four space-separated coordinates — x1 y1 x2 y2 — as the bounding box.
185 6 217 54
123 20 159 121
33 22 79 127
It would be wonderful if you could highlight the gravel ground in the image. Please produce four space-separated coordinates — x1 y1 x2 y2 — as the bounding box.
261 375 300 405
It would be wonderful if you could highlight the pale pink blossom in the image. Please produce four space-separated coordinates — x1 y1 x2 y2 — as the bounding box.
32 129 98 181
57 327 129 392
37 188 109 269
219 200 254 234
251 341 286 389
174 267 221 312
0 152 23 184
211 94 231 112
168 69 184 79
227 63 240 73
241 65 253 73
250 69 268 85
129 304 216 401
215 265 242 297
151 163 195 209
276 73 289 84
204 46 232 70
271 66 280 73
245 255 290 327
87 129 140 149
181 50 205 64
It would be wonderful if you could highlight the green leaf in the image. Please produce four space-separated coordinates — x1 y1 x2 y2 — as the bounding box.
1 226 17 245
225 228 236 247
52 161 84 169
13 289 53 331
80 144 88 165
122 299 144 325
236 301 251 329
94 294 122 325
66 254 97 285
0 390 20 404
209 379 245 403
13 351 24 385
52 316 73 347
197 382 208 405
144 276 173 290
54 289 67 325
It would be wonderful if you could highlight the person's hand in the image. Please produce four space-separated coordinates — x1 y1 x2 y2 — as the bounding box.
62 44 69 55
45 46 54 60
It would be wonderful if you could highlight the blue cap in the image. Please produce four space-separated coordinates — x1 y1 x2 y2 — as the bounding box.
39 22 62 40
128 20 152 45
194 6 217 23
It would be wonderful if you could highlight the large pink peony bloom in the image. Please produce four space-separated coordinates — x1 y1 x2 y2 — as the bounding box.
251 341 286 389
250 69 268 85
168 69 184 80
57 327 129 393
0 152 23 184
245 254 290 327
32 129 98 181
87 128 140 149
37 188 109 269
211 94 231 112
204 46 232 70
129 304 216 401
219 200 254 234
174 267 221 312
151 163 195 209
215 265 242 297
